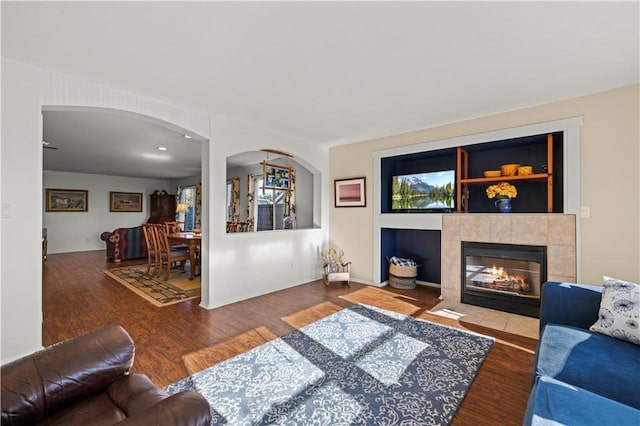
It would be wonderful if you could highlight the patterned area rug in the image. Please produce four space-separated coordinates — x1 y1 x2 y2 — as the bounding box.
166 303 494 424
182 326 279 376
104 265 200 307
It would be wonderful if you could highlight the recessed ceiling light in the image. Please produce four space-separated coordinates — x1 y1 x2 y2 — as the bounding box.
157 146 168 151
183 134 192 139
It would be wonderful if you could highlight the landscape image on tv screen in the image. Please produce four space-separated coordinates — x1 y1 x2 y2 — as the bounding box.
392 170 455 211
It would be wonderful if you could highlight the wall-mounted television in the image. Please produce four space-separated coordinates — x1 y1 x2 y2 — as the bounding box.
391 170 455 212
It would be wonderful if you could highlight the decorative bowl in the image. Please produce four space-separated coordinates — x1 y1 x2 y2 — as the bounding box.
483 170 502 178
500 163 520 176
192 229 202 235
517 166 533 176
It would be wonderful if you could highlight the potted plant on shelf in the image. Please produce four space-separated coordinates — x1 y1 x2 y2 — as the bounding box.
486 182 517 213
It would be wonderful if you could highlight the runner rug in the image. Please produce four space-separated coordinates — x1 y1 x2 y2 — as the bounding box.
104 265 200 307
165 303 494 424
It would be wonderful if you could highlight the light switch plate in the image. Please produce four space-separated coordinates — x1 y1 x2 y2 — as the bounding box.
1 204 11 218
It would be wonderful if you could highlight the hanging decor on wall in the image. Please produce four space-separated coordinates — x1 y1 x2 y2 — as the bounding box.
45 188 88 212
109 191 142 212
260 148 294 192
261 162 292 191
335 177 366 208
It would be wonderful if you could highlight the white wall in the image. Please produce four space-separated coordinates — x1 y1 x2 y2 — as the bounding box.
1 59 43 361
1 58 330 362
293 160 314 230
173 174 201 189
330 85 640 285
43 171 173 253
1 58 213 361
207 116 329 309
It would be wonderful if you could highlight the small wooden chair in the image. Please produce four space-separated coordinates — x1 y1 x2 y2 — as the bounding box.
154 224 189 281
321 248 351 286
142 224 160 275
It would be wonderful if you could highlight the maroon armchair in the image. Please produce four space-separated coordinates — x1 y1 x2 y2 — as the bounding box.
1 325 210 426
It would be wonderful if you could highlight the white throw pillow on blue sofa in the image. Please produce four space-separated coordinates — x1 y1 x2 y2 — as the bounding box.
590 276 640 345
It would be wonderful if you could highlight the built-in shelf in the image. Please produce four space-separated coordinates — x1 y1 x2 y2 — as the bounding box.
460 173 550 184
379 132 561 215
456 133 555 213
373 118 582 286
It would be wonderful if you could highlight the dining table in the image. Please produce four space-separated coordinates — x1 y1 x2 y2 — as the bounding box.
167 232 202 280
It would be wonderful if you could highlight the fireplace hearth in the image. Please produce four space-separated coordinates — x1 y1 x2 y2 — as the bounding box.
461 242 546 318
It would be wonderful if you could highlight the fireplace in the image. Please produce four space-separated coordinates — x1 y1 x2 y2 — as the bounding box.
461 242 546 318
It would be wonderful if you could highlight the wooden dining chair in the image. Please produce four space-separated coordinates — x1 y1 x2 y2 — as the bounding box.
141 224 160 275
163 221 188 250
164 221 181 233
154 224 189 281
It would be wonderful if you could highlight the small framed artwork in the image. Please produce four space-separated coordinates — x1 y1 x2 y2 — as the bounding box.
46 189 88 212
109 191 143 212
335 177 366 208
262 162 291 191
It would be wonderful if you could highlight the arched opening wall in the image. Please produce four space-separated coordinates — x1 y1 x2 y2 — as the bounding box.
207 117 329 309
2 58 330 362
1 58 210 361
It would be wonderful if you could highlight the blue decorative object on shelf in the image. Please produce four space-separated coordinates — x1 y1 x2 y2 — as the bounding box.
495 198 512 213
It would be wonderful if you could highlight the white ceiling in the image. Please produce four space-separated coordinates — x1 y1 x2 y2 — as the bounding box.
3 1 639 178
42 109 204 179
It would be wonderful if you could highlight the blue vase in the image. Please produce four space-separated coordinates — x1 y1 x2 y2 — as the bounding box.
495 198 512 213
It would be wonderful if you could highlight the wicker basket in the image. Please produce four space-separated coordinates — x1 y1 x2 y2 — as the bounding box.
389 274 416 289
389 263 417 278
388 262 418 289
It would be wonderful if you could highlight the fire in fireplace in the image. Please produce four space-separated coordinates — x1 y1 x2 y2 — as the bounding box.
461 242 546 318
470 264 531 294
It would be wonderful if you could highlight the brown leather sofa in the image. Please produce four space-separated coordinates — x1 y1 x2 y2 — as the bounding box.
1 325 211 425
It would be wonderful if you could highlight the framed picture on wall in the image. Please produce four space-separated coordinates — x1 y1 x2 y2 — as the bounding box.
335 177 366 207
262 162 291 191
109 191 143 212
45 188 88 212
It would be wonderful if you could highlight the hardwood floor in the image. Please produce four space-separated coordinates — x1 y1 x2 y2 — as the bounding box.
43 250 537 425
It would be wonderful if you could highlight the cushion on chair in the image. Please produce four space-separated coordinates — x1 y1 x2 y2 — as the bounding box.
107 374 169 416
37 392 129 425
539 282 603 334
535 323 640 409
524 375 640 426
589 276 640 345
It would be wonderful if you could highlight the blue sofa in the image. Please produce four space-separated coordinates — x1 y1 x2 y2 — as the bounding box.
524 281 640 425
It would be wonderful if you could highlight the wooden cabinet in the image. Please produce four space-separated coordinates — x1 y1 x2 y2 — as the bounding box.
147 190 176 223
456 133 554 213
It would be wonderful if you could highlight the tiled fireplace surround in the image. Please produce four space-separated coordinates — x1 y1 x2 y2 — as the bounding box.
440 213 576 303
372 118 583 303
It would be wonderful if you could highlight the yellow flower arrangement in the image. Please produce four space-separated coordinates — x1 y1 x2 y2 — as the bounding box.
486 182 517 199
